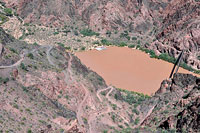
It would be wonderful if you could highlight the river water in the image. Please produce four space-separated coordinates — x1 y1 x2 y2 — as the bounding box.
76 46 199 95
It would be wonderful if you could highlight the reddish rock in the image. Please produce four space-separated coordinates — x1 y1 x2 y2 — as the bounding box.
12 68 18 79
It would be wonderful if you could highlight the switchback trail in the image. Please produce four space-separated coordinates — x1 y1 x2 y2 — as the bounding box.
0 56 24 69
88 86 128 133
0 48 37 69
88 86 113 133
46 46 129 132
47 48 89 132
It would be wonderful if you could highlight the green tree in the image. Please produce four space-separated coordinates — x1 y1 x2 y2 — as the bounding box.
4 8 12 16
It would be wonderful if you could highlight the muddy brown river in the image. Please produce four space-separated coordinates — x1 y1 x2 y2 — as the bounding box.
76 46 199 95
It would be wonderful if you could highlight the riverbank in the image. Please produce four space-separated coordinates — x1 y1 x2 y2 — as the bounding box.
76 42 200 75
76 46 199 95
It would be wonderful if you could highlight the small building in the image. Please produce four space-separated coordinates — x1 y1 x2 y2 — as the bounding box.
95 46 106 51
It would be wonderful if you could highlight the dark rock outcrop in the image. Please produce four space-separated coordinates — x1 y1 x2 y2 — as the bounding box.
141 73 200 133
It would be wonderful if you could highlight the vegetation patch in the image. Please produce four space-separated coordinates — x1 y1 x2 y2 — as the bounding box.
120 31 130 40
135 45 200 74
80 29 99 36
128 44 135 48
20 63 28 71
0 77 9 84
197 56 200 60
4 8 13 16
115 88 150 105
0 14 8 25
101 39 112 46
116 42 127 47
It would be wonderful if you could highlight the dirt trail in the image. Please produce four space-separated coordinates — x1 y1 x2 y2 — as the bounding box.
46 45 55 66
96 86 111 102
65 53 89 132
0 43 2 56
47 49 89 132
46 47 128 132
0 56 24 69
63 53 73 83
0 48 37 69
88 86 129 132
76 84 89 129
139 104 156 127
88 86 113 133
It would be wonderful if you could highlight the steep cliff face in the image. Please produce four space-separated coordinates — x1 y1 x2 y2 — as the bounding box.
147 0 200 70
2 0 200 70
2 0 163 32
139 73 200 133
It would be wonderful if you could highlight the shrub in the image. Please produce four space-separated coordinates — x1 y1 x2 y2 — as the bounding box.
53 32 59 35
103 130 108 133
162 110 169 114
65 95 69 99
0 77 9 84
20 63 28 71
65 46 71 50
117 88 150 105
117 42 127 47
9 48 17 53
83 118 88 124
81 46 86 51
80 29 99 36
4 8 12 16
33 42 39 46
118 125 123 128
197 56 200 60
114 94 119 100
126 36 131 40
57 42 65 48
27 53 34 59
158 53 176 64
128 44 135 48
137 40 141 45
120 31 130 40
101 39 112 46
111 114 116 122
19 36 23 40
111 104 117 110
136 45 141 49
13 103 19 109
77 39 81 42
134 117 140 125
63 30 71 34
0 14 8 24
153 38 157 42
132 37 137 40
132 108 139 115
38 120 46 124
148 50 157 58
92 41 99 44
74 30 79 36
137 47 157 58
22 86 28 92
27 129 32 133
106 31 112 37
101 91 106 96
180 62 194 72
60 129 64 133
